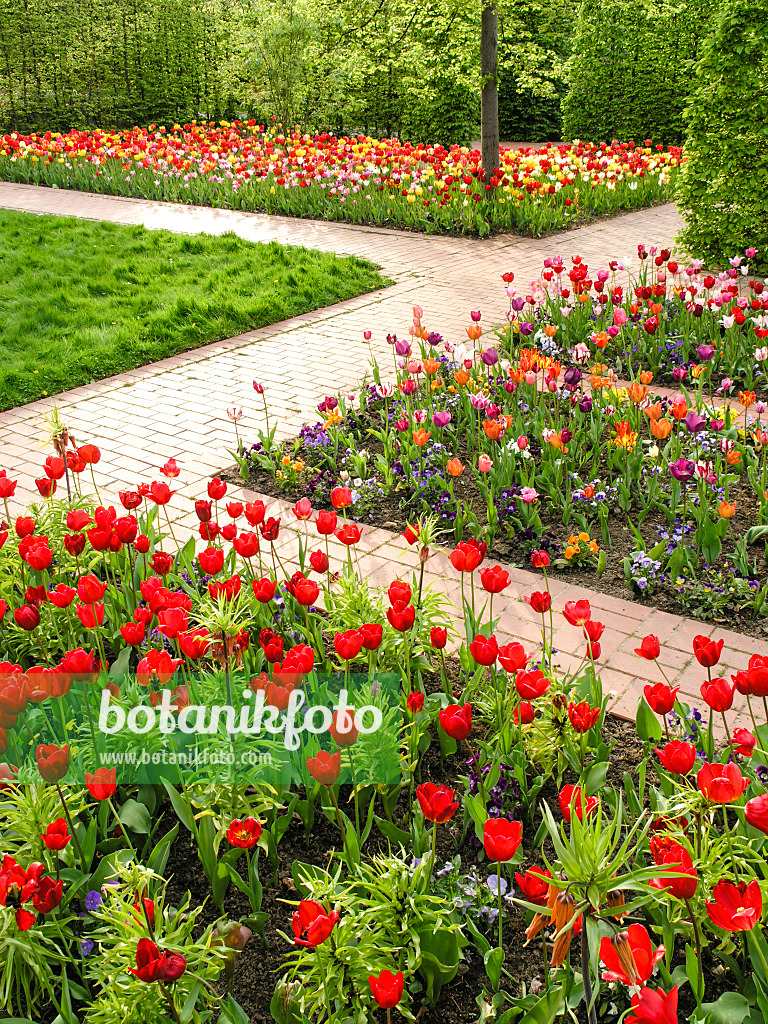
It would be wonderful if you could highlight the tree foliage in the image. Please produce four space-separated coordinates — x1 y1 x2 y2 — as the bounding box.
676 0 768 267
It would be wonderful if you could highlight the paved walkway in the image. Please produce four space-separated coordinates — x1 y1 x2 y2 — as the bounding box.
0 181 758 731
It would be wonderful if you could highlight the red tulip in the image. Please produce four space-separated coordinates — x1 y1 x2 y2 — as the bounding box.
148 481 176 505
292 899 339 947
526 591 551 614
208 477 227 500
293 577 320 607
32 875 63 914
600 924 665 987
733 728 757 757
706 879 762 932
226 817 263 849
515 867 551 904
563 599 591 626
76 602 104 628
643 682 679 716
449 541 482 573
655 741 696 776
634 634 661 660
745 793 768 834
198 547 224 575
558 784 598 823
626 985 678 1024
36 744 69 783
252 577 277 603
306 750 341 786
516 669 550 700
14 605 40 631
369 969 405 1009
330 486 352 509
649 837 698 900
483 818 522 862
335 523 363 546
315 509 338 535
700 677 735 712
329 710 359 747
407 691 425 714
480 565 511 594
693 634 724 668
697 762 747 803
259 629 284 663
233 531 260 559
568 701 600 733
388 581 412 606
530 550 550 568
292 498 313 520
359 623 383 651
439 703 472 741
416 783 458 823
386 602 415 632
514 701 535 725
129 938 170 982
85 767 117 800
498 642 528 673
40 818 71 851
309 550 329 573
469 634 498 666
402 523 420 545
334 629 363 661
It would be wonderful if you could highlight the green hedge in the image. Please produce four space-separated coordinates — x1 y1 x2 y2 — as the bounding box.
0 0 236 132
561 0 714 143
676 0 768 268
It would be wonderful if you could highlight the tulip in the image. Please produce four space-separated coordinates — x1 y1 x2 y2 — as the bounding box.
568 701 600 733
40 818 71 851
480 565 511 594
650 838 698 901
515 867 551 904
369 969 405 1009
697 762 747 803
526 591 551 614
416 782 458 823
634 635 660 660
558 784 598 823
329 709 359 747
483 818 522 862
386 602 415 632
198 547 224 575
516 669 550 700
600 924 665 987
85 767 117 800
226 817 263 849
498 642 528 673
643 682 679 716
306 750 341 786
655 741 696 775
700 677 735 712
469 634 498 666
407 691 425 714
439 703 472 741
36 744 70 783
430 627 448 650
563 599 591 625
745 793 768 834
693 635 724 668
706 880 762 932
292 899 339 947
626 986 678 1024
359 623 383 651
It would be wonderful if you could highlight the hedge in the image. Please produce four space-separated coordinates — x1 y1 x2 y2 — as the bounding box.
561 0 714 144
676 0 768 269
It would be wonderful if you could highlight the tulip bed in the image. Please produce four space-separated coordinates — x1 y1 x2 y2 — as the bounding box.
239 244 768 627
2 433 768 1024
0 124 682 236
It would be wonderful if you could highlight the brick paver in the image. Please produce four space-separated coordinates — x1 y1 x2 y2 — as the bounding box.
0 182 754 731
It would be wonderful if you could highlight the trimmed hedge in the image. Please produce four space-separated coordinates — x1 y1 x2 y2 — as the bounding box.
676 0 768 268
561 0 713 144
0 0 236 132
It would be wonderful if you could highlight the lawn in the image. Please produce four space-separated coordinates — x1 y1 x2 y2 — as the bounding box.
0 208 386 409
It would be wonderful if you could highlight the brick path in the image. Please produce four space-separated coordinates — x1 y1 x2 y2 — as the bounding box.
0 181 757 730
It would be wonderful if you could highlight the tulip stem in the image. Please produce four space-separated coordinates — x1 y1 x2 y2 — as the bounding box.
158 981 180 1024
541 931 550 988
720 711 733 751
496 861 503 957
722 805 740 878
55 784 87 873
581 920 597 1024
684 898 704 1010
108 796 137 860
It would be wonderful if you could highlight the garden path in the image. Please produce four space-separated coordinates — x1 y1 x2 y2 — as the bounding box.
0 181 757 729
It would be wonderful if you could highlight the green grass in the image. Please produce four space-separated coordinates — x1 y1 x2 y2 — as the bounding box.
0 210 387 410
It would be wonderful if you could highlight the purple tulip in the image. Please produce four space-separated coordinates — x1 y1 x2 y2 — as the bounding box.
511 297 525 312
672 366 688 382
432 410 451 428
683 411 706 433
669 457 696 483
710 418 725 431
427 332 442 347
696 344 715 362
470 310 482 322
519 322 535 337
560 429 573 444
564 367 582 387
480 348 499 366
395 339 411 356
579 395 593 414
607 325 621 338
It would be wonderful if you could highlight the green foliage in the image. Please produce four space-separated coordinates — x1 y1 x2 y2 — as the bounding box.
0 210 384 409
0 0 238 132
561 0 715 143
676 0 768 269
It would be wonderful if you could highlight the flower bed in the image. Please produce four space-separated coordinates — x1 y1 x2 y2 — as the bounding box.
1 405 768 1024
238 245 768 627
0 124 682 236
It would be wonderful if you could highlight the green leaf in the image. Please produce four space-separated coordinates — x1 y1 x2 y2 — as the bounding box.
701 992 752 1024
484 946 504 989
117 798 151 834
374 815 410 847
160 779 197 833
147 824 178 876
108 644 132 678
523 987 564 1024
635 696 662 742
583 761 608 797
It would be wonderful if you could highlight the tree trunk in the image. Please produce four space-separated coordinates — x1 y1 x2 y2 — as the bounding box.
481 2 499 188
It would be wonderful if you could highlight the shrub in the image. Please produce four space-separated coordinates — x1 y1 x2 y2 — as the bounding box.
676 0 768 269
561 0 714 144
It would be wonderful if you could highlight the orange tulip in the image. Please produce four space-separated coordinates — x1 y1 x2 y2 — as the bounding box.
466 324 482 341
412 429 431 447
739 390 756 409
447 458 464 477
718 501 736 518
644 402 663 422
544 324 558 337
753 428 768 446
483 420 503 440
650 302 663 315
509 368 525 384
423 358 440 375
592 332 609 349
671 401 688 420
454 369 470 387
627 382 647 403
727 450 742 465
691 364 705 379
651 418 673 439
639 370 653 385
